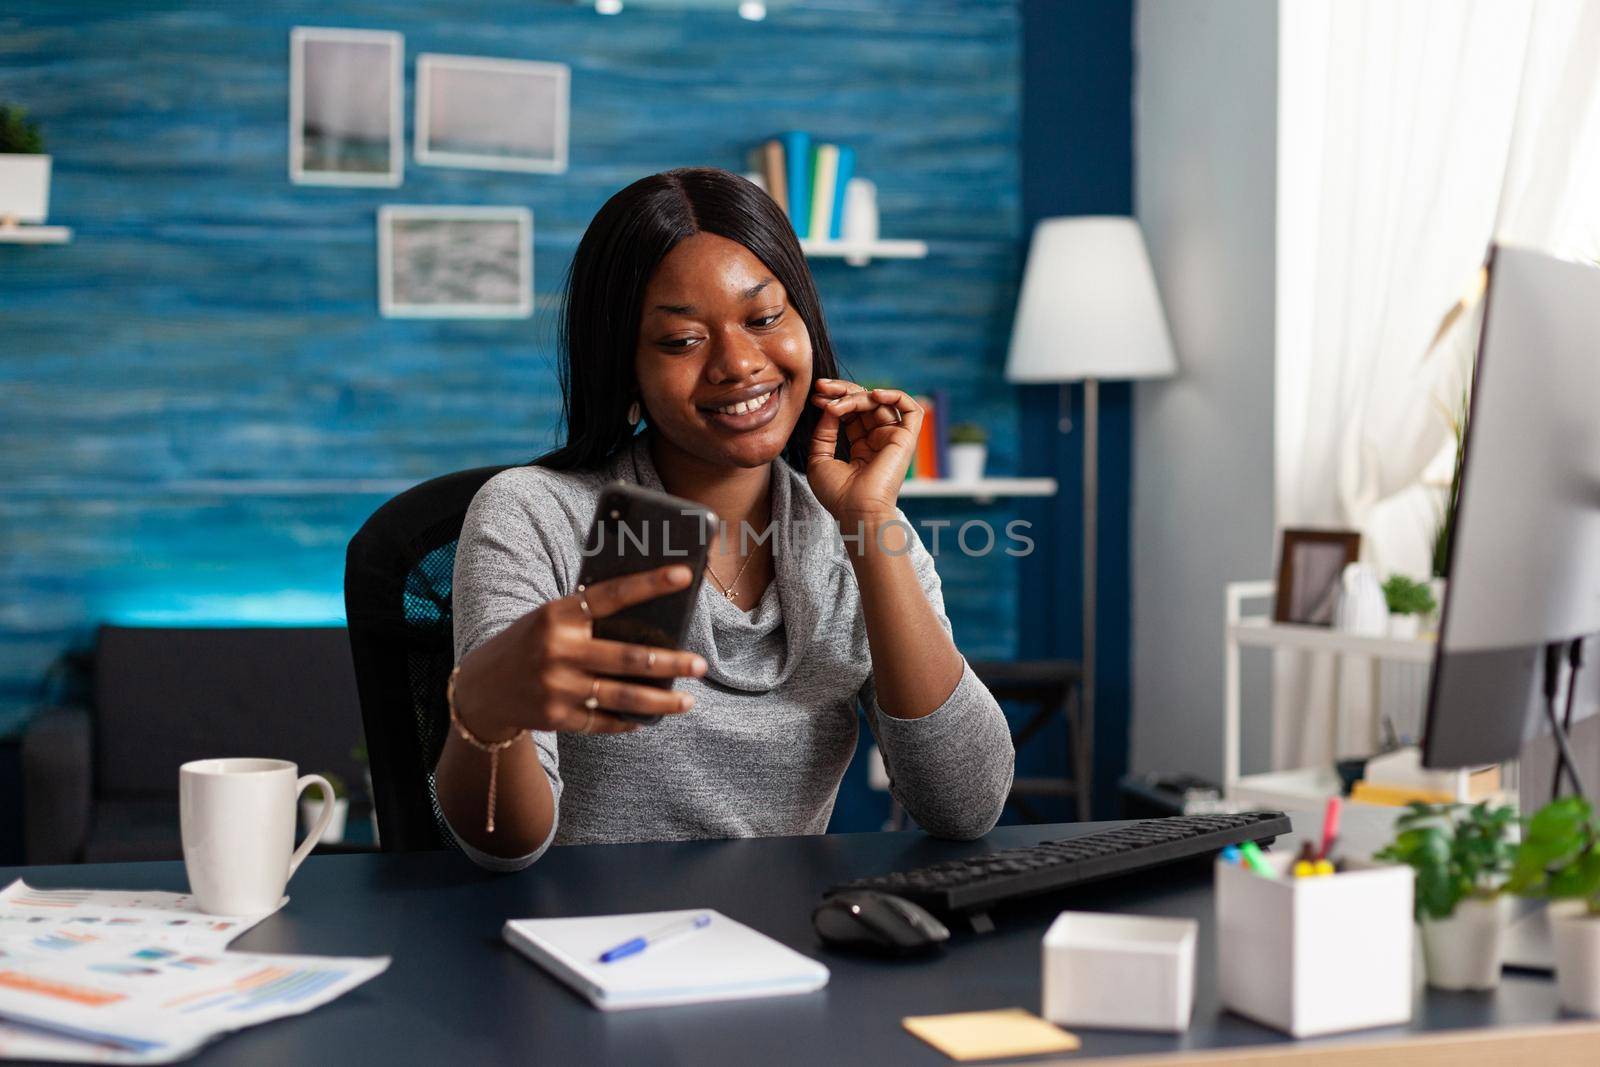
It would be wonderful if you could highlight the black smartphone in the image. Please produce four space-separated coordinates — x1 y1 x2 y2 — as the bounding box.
576 482 717 723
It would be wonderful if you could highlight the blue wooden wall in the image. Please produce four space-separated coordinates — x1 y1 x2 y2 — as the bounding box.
1 1 1137 838
0 0 1027 827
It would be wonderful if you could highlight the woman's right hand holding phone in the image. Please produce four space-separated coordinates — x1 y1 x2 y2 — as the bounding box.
451 564 708 740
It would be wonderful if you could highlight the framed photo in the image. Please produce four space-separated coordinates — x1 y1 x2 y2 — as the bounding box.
378 206 534 319
1274 529 1362 626
415 54 570 174
289 27 404 186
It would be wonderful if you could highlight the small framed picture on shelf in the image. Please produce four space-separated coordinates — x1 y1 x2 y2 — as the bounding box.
415 54 570 173
289 27 404 186
378 206 533 319
1274 529 1362 626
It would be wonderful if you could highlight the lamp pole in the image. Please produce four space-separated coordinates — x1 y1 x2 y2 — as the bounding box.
1079 379 1097 822
1056 378 1097 821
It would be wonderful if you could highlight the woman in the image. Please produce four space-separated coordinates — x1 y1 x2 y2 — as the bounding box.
437 167 1014 870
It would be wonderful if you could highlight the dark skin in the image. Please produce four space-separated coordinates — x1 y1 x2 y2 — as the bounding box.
437 233 967 858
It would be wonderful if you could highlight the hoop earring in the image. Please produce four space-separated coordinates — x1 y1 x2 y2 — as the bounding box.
627 400 641 427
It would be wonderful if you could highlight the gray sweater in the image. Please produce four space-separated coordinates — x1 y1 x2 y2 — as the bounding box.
446 435 1016 871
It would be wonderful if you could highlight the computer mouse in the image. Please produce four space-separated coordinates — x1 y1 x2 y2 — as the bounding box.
811 890 950 955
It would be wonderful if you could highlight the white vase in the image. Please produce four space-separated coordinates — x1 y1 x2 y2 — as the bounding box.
1335 563 1388 635
1551 904 1600 1015
841 177 878 266
1388 613 1421 640
0 154 51 224
947 443 987 483
300 796 348 845
1419 896 1508 990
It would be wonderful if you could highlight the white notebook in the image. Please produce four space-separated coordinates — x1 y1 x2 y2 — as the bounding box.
503 909 830 1011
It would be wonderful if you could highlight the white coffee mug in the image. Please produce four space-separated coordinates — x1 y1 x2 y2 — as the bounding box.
179 758 336 915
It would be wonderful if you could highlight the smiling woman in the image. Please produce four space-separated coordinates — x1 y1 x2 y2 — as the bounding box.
433 168 1015 870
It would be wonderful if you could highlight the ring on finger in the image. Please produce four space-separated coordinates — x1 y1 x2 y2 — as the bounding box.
583 677 601 711
646 650 657 670
583 706 596 734
575 583 593 620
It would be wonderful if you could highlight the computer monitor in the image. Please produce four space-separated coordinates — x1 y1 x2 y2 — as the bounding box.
1421 245 1600 771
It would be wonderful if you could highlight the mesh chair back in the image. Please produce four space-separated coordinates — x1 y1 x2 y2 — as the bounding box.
345 466 511 851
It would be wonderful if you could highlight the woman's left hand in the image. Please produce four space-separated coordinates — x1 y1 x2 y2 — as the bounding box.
806 378 923 524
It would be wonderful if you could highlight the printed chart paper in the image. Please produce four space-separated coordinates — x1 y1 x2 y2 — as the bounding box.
0 881 281 953
0 940 388 1061
0 881 387 1063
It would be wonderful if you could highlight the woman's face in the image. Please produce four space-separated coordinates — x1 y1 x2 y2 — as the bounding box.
634 232 813 470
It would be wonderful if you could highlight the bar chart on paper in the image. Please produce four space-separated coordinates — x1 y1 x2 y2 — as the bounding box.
168 963 359 1013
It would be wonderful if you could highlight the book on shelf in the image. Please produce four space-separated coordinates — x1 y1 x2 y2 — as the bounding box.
760 139 788 215
829 145 855 241
780 131 811 236
931 387 949 478
809 143 839 242
912 394 940 479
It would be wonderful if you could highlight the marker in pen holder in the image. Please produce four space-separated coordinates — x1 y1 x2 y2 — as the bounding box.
1215 848 1415 1037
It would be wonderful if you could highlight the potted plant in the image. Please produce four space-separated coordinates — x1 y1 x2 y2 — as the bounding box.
1375 801 1516 990
1381 574 1437 639
300 771 349 845
947 423 988 482
1507 796 1600 1015
0 104 50 225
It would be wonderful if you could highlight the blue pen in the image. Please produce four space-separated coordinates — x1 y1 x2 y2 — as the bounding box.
1220 845 1242 866
598 913 712 964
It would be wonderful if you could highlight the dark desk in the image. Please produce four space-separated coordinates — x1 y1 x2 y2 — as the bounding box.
1 819 1592 1065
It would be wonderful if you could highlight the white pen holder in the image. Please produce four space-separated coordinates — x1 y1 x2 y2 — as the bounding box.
1215 854 1414 1038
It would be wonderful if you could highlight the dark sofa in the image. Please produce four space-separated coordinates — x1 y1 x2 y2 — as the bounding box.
21 625 367 864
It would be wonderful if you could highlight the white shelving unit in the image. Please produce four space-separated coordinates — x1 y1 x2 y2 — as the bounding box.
1222 580 1465 811
0 225 72 244
799 238 927 265
898 477 1056 503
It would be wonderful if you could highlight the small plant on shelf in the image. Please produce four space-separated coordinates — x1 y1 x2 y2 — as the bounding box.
1381 574 1437 617
947 423 988 446
0 105 44 154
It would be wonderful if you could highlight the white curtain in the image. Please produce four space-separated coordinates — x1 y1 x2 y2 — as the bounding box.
1272 0 1600 769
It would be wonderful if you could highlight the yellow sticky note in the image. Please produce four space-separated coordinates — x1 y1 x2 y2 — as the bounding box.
902 1008 1081 1062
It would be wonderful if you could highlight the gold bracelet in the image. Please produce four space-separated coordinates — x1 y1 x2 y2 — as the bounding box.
446 665 522 833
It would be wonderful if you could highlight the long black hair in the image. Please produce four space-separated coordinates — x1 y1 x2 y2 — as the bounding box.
536 167 841 471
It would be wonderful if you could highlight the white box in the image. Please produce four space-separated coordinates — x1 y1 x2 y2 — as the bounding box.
1042 911 1197 1033
1216 855 1414 1037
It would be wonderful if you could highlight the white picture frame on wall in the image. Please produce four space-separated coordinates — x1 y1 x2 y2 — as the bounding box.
289 27 404 187
415 54 570 174
378 206 534 319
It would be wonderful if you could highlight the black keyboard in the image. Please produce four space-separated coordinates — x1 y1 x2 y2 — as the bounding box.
826 812 1291 921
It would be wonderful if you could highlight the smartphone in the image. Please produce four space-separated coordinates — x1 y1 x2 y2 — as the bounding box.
576 482 717 723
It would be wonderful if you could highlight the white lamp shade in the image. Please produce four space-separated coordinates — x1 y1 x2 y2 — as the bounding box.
1006 216 1178 383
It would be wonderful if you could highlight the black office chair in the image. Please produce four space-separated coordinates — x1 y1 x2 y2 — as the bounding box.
344 465 511 852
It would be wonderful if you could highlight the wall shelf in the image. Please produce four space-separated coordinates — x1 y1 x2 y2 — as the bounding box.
1226 616 1436 664
899 477 1057 502
800 238 927 265
0 225 73 244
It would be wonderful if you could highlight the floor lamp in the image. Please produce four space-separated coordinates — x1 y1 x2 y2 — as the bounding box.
1005 217 1178 818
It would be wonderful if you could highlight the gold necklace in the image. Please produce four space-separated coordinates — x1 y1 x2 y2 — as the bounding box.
706 544 760 602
